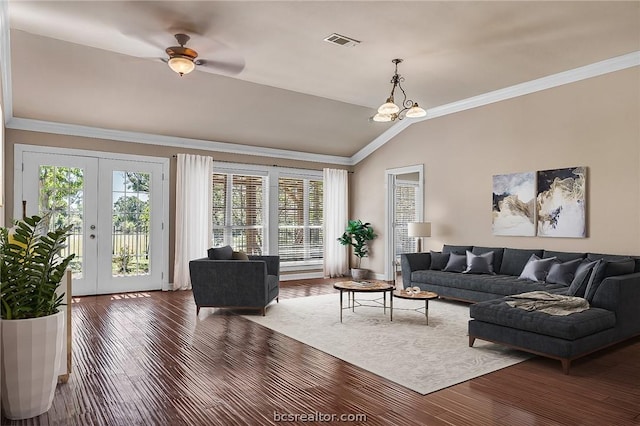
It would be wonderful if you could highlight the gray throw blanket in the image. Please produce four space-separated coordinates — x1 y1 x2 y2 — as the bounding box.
506 291 589 316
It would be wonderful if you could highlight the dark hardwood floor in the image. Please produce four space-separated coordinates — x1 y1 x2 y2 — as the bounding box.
3 278 639 425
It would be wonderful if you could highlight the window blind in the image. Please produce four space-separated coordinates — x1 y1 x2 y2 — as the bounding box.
278 177 323 262
212 173 265 254
395 183 418 257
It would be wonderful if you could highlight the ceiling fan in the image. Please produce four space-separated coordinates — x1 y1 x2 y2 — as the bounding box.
163 33 244 77
114 2 245 77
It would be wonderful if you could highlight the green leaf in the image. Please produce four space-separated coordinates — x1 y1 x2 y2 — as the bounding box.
0 215 73 319
337 219 377 268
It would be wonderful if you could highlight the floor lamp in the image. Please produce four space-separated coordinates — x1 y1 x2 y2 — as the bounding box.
408 222 431 253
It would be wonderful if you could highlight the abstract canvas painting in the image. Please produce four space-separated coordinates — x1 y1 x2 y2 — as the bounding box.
492 172 536 236
536 166 586 238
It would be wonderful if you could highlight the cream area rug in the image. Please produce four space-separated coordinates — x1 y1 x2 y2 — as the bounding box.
243 293 530 395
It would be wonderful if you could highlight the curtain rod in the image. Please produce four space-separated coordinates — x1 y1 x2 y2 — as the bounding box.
170 155 353 173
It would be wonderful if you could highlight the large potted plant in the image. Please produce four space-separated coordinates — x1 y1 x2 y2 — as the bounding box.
0 215 74 420
337 219 377 280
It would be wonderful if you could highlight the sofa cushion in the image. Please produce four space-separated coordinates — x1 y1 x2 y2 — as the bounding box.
584 257 636 301
500 248 544 276
464 250 494 274
442 244 473 255
567 259 600 297
542 250 586 263
208 245 233 260
232 250 250 260
470 299 616 341
587 253 640 274
411 270 566 297
429 251 450 271
443 253 466 272
518 254 557 282
546 258 582 286
587 253 632 262
472 246 505 273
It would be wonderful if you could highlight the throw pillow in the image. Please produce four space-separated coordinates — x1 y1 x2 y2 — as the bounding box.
232 250 249 260
463 250 494 274
472 247 504 273
518 254 557 282
429 251 450 271
567 259 600 297
443 253 466 273
546 258 582 286
207 245 233 260
583 257 635 301
500 248 544 276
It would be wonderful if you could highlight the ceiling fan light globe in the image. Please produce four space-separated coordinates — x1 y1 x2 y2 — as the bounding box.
168 56 196 76
406 103 427 118
373 113 392 122
378 100 400 115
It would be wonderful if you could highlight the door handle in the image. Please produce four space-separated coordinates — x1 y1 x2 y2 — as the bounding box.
90 234 96 239
90 225 96 230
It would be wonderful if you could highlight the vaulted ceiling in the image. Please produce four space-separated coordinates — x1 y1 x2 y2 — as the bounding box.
3 1 640 163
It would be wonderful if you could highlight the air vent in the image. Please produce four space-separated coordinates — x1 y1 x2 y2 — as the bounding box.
323 33 360 47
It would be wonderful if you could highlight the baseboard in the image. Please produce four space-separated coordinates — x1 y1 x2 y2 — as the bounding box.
371 272 386 281
279 271 324 281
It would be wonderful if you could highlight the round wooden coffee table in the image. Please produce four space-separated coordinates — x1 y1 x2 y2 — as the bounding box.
333 281 395 322
393 289 439 324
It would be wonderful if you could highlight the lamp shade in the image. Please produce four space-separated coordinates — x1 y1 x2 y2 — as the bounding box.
378 98 400 115
373 113 392 122
168 56 196 76
405 103 427 118
407 222 431 238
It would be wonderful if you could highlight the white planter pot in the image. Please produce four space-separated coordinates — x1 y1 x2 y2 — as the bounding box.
1 310 64 420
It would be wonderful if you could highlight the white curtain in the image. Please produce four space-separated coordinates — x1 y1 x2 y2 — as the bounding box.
323 168 349 277
173 154 213 290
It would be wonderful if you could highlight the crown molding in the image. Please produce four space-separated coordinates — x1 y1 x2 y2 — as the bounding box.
350 119 411 165
6 118 354 166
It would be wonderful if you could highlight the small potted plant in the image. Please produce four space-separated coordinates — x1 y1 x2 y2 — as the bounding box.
337 219 377 280
0 215 74 420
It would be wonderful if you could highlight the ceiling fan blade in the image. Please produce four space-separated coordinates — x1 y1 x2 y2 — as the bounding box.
116 2 217 57
119 2 215 37
196 58 246 76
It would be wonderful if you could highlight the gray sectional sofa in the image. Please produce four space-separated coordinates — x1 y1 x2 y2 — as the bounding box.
401 245 640 373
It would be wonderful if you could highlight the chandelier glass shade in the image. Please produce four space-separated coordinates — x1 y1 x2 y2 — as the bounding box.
168 56 196 76
378 98 400 115
373 59 426 122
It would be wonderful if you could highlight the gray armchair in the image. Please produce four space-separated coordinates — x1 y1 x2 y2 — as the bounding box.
189 255 280 316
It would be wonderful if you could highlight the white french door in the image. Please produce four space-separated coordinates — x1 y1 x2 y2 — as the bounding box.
385 165 424 281
17 146 168 296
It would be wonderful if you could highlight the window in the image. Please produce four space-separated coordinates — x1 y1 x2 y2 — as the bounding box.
111 171 151 276
37 165 84 276
394 181 419 258
278 177 323 263
212 173 265 255
211 163 325 270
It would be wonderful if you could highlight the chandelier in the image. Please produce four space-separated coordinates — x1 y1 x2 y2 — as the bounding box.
373 59 426 122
